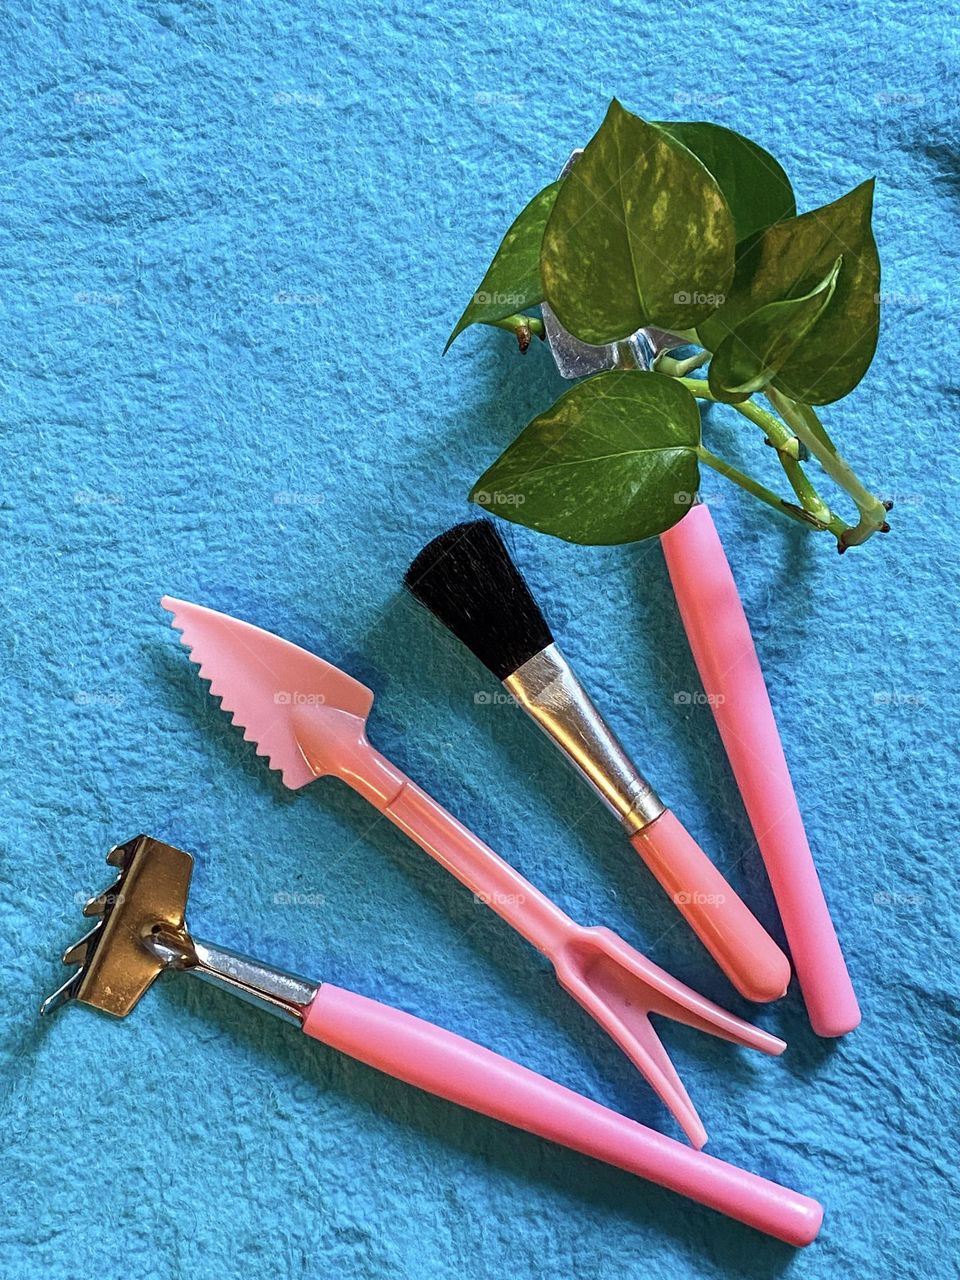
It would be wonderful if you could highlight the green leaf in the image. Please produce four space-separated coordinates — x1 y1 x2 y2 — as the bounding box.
540 100 735 343
654 121 796 242
469 371 701 545
445 180 561 353
699 180 880 405
708 256 842 403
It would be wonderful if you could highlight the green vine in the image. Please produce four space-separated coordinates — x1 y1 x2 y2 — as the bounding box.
446 99 890 554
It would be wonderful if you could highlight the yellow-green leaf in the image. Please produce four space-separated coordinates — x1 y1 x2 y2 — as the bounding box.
654 121 796 242
445 181 561 353
699 180 880 405
541 100 735 344
708 257 842 403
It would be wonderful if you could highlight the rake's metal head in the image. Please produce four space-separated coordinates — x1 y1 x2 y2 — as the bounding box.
40 835 194 1019
541 149 687 379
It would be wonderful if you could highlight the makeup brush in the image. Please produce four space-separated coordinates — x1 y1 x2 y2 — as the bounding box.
405 520 791 1004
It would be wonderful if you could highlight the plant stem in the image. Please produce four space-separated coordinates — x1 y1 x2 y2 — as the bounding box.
656 350 710 377
695 445 811 526
731 403 834 525
486 313 544 347
766 389 888 549
678 378 847 536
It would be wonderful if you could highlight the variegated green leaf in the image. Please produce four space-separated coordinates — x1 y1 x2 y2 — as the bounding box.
654 121 796 242
445 180 561 353
540 100 735 344
708 257 842 403
469 371 701 544
699 180 880 405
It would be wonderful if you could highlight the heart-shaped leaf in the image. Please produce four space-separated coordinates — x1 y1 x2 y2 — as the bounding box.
708 257 842 402
699 180 880 405
540 100 735 344
654 121 796 242
445 180 562 353
469 371 701 544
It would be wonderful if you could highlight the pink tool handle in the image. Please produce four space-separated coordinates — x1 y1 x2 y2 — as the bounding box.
305 983 823 1246
303 725 790 1147
383 773 576 957
631 810 791 1004
660 504 860 1036
314 725 575 956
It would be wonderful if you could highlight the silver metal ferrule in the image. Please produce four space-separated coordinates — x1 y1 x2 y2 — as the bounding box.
147 932 319 1026
541 299 657 379
503 643 664 835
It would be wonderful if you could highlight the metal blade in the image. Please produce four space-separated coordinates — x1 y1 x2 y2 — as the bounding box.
40 836 195 1019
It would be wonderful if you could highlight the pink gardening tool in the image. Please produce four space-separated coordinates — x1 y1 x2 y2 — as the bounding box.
660 504 860 1036
162 596 787 1148
42 835 823 1245
538 144 858 1037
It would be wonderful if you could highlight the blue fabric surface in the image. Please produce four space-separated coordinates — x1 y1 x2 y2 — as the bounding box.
3 3 959 1276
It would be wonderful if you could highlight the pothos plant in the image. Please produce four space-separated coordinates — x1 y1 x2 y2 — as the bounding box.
446 99 890 552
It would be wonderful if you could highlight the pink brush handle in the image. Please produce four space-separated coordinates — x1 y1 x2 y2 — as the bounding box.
305 983 822 1245
631 811 791 1003
660 504 860 1036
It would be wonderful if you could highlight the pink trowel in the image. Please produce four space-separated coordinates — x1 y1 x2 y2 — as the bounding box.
162 595 787 1147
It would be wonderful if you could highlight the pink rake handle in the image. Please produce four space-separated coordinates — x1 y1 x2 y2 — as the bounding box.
305 983 823 1245
630 810 791 1003
660 503 860 1037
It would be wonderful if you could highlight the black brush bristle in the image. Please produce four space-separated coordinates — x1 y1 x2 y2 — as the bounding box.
404 520 554 680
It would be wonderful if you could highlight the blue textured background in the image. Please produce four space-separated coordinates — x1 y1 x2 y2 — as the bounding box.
3 3 959 1276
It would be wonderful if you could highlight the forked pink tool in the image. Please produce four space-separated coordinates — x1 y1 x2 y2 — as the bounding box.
162 596 786 1148
41 835 822 1245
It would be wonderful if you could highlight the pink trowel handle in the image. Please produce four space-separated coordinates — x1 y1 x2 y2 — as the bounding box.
295 722 787 1144
630 810 791 1004
382 766 579 957
659 503 860 1037
304 984 823 1246
297 716 577 956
